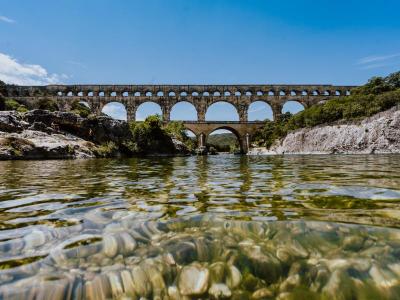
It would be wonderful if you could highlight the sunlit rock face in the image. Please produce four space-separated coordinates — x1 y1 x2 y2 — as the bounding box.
249 107 400 155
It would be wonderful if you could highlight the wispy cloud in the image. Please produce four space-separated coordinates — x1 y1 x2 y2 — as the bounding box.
357 53 400 70
359 63 391 70
0 16 15 23
66 60 88 69
357 53 400 65
0 52 68 85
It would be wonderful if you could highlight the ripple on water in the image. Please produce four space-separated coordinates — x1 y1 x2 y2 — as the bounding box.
0 155 399 298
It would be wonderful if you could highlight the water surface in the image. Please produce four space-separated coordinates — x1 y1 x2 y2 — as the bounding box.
0 155 400 299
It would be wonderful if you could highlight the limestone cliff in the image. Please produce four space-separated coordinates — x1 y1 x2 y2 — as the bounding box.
249 107 400 155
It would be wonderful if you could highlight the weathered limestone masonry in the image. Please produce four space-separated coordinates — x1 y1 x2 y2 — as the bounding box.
4 84 355 153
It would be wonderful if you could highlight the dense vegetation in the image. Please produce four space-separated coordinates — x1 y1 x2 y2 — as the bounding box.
255 71 400 149
207 133 240 153
128 115 195 154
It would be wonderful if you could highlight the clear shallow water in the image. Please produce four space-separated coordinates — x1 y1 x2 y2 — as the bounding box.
0 155 400 299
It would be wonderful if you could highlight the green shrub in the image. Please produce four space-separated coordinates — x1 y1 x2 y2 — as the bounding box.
165 121 196 151
129 115 176 154
70 100 91 117
3 99 28 112
93 141 118 157
37 98 59 111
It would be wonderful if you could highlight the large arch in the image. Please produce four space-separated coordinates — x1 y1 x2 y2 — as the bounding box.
206 127 243 153
248 101 274 121
101 102 127 120
205 101 239 121
170 101 198 121
136 101 162 121
282 101 305 115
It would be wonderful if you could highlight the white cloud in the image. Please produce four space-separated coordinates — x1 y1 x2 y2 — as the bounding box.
0 16 15 23
0 53 67 85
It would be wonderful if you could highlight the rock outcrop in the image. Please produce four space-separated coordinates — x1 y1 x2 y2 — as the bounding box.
0 110 189 160
249 107 400 155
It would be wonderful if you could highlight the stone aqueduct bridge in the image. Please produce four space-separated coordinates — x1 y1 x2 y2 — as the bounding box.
6 84 355 153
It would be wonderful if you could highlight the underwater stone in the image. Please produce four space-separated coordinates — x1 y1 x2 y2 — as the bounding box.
369 265 398 288
209 262 226 283
343 235 365 251
118 232 137 255
107 271 124 298
251 287 274 299
208 283 232 299
141 261 166 297
178 264 209 296
103 235 118 258
24 230 47 249
120 270 136 297
168 285 182 300
130 266 152 297
226 265 242 289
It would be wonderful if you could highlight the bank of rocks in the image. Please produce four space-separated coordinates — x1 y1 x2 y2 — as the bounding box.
0 110 189 160
249 107 400 155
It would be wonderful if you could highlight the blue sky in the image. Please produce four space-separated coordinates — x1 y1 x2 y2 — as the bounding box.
1 0 400 122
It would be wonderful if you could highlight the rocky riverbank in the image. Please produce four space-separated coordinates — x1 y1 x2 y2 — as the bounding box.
249 107 400 155
0 110 189 160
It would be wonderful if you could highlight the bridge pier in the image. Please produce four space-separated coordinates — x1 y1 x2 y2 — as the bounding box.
162 106 171 122
127 104 136 122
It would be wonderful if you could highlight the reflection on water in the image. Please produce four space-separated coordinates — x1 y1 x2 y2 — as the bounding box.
0 155 400 299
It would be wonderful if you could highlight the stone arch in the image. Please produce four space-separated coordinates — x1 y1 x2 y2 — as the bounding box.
206 126 243 153
135 101 163 121
205 101 239 121
170 101 198 121
282 100 305 115
248 101 274 121
101 102 127 120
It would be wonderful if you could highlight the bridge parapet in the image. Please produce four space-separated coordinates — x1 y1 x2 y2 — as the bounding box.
6 83 356 122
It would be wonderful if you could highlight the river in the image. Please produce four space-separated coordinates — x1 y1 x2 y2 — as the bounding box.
0 155 400 299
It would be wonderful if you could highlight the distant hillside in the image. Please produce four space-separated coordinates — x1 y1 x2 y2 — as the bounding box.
207 133 239 152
